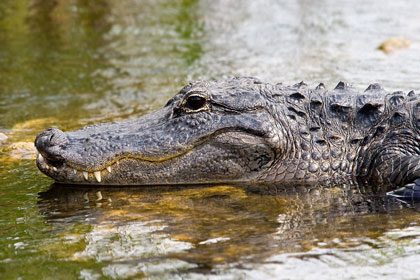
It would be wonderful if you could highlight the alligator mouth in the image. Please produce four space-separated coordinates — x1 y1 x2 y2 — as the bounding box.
35 147 194 184
35 125 268 185
37 150 118 183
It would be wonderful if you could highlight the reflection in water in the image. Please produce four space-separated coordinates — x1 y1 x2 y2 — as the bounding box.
36 184 416 278
27 0 60 45
85 0 207 124
0 0 112 129
1 0 420 278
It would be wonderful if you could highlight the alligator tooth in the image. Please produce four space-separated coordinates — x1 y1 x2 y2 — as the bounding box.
45 165 50 169
83 171 89 180
53 167 58 172
94 171 101 183
96 191 103 201
106 166 112 173
73 169 77 174
38 153 44 162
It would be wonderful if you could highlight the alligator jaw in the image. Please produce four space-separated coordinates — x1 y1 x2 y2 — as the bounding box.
35 129 276 186
35 128 254 184
35 146 196 184
36 149 115 184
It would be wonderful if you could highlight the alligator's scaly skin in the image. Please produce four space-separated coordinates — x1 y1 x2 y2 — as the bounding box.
34 77 420 193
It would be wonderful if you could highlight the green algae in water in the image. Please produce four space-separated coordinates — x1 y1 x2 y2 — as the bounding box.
2 0 420 279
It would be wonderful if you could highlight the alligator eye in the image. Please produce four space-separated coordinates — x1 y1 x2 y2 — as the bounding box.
185 95 207 111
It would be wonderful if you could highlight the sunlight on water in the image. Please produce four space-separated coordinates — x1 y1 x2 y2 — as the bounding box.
69 221 195 278
1 0 420 278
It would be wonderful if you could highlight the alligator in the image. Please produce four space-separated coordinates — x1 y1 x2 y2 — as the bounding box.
35 77 420 199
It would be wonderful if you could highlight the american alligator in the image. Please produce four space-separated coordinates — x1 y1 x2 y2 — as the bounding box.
35 77 420 199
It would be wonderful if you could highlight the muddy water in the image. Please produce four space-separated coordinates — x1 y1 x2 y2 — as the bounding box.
1 0 420 279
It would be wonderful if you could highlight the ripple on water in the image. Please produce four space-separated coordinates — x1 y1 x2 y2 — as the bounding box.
72 221 193 262
208 226 420 280
2 0 420 279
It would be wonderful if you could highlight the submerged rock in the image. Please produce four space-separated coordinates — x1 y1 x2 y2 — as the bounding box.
8 142 36 160
0 133 7 142
378 37 411 54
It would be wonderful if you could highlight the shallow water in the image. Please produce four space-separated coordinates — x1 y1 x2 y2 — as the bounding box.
1 0 420 279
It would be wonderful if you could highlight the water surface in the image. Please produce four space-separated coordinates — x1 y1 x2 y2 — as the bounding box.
1 0 420 279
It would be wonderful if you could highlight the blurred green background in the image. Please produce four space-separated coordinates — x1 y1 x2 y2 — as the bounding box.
1 0 420 279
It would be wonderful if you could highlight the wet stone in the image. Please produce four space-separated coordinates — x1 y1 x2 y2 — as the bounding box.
378 37 411 54
8 142 36 160
0 133 7 142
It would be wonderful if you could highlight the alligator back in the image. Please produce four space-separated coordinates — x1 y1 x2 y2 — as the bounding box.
263 81 420 189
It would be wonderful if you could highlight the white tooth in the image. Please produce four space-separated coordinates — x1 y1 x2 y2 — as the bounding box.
94 171 101 183
73 169 77 174
53 167 57 172
83 192 89 202
38 154 44 162
83 171 89 180
96 191 103 201
45 165 49 169
106 166 112 173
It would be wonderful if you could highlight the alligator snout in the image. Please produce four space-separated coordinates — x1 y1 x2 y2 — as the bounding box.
35 128 68 166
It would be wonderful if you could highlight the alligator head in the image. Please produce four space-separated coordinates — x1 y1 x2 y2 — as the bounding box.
35 77 284 185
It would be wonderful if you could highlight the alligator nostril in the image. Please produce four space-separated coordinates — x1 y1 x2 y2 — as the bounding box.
47 128 67 146
35 128 68 162
36 128 67 147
